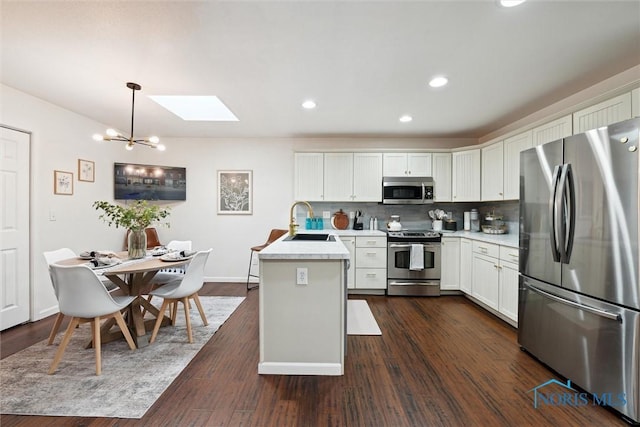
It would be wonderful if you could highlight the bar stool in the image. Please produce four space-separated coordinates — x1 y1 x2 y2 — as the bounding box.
246 229 287 291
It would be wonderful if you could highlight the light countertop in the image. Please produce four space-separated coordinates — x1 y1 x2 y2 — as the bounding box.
258 232 351 260
442 231 519 248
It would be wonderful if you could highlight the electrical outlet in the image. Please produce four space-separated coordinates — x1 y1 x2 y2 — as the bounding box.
349 211 355 219
323 211 330 219
296 267 308 285
49 210 56 221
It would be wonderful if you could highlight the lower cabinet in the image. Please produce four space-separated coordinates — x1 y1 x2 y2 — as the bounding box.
341 236 356 289
440 237 460 290
472 251 500 311
351 236 387 290
459 238 473 293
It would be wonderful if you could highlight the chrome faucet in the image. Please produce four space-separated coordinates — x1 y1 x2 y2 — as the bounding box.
289 201 314 236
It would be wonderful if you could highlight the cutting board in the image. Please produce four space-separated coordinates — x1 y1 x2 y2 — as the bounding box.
331 210 350 230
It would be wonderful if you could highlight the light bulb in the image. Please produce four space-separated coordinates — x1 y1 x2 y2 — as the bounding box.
429 76 448 88
157 144 166 151
399 115 413 123
125 143 134 151
148 136 160 144
92 134 104 141
106 128 118 137
302 100 316 109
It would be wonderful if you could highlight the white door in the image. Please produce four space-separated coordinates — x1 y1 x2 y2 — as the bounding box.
432 152 452 202
352 153 382 201
481 141 504 201
1 127 30 330
294 153 324 201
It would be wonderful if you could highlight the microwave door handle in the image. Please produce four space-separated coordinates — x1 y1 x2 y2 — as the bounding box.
549 165 562 262
421 182 425 203
558 164 575 263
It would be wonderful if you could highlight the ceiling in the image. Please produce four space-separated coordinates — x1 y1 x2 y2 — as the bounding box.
2 1 639 140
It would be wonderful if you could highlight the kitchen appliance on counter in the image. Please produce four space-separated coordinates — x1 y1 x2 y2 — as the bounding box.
387 230 441 296
386 215 402 231
469 209 480 231
519 118 639 423
382 176 434 205
482 210 507 234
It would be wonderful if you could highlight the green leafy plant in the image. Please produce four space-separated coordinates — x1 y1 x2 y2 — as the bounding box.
93 200 170 231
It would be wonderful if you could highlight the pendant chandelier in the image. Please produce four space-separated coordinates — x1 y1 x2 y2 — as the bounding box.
93 82 165 151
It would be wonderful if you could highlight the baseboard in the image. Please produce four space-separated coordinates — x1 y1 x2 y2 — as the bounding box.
258 362 343 376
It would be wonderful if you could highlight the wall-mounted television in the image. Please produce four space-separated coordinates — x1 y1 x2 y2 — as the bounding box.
114 162 186 201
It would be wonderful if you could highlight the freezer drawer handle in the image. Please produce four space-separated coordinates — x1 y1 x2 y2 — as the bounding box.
529 285 622 323
388 281 439 286
389 244 437 249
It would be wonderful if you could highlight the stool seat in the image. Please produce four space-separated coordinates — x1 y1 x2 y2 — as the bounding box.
247 229 287 291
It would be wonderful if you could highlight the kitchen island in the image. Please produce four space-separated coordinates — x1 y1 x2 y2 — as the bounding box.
257 233 350 376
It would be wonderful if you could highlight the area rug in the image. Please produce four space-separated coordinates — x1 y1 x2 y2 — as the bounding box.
0 296 244 419
347 299 382 335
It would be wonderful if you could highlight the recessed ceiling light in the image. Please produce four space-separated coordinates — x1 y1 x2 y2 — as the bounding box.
429 76 448 88
149 95 238 121
499 0 526 7
302 100 317 109
399 115 413 123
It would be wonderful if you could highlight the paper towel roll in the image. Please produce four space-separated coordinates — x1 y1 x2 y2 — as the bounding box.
464 211 471 231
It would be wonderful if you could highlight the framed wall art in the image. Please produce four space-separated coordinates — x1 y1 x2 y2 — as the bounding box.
217 170 252 214
78 159 95 182
54 170 74 195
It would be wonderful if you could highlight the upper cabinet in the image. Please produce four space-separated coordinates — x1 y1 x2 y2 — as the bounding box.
294 153 324 201
324 152 382 202
503 130 533 200
383 153 432 177
481 141 504 201
531 115 572 147
432 153 452 202
573 92 632 134
633 88 640 118
452 149 480 202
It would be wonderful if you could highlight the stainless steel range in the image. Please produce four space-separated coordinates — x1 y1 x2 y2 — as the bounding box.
387 230 441 296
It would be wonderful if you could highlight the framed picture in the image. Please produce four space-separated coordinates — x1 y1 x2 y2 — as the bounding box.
78 159 95 182
54 170 74 195
217 170 252 214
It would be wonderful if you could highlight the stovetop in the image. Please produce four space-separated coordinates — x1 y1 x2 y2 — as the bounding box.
387 230 442 242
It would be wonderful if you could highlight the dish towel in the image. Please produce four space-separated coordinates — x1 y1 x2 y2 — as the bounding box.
409 244 424 271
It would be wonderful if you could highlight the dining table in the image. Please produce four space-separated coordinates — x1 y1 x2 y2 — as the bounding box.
58 251 191 347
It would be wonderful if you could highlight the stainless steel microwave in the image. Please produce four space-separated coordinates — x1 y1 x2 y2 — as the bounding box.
382 176 435 204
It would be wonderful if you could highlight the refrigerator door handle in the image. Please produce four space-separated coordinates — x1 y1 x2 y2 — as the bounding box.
558 164 575 263
528 285 622 322
549 165 562 262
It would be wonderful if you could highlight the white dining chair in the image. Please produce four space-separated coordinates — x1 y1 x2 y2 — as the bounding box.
149 249 212 344
43 248 118 345
48 264 137 376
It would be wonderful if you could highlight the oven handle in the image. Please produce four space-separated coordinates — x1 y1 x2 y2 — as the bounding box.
389 243 438 249
388 281 440 286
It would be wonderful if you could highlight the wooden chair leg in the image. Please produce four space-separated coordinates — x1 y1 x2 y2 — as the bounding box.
49 317 80 374
150 299 171 344
192 293 208 326
114 311 136 350
171 301 178 325
93 316 102 376
47 312 65 345
183 297 193 343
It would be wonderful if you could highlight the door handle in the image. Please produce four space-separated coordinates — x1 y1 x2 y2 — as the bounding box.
558 164 575 263
528 285 621 322
549 165 562 262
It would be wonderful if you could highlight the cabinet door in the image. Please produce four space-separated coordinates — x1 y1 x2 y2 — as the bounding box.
633 88 640 118
353 153 382 202
481 142 504 201
341 237 356 289
472 253 499 310
407 153 432 176
499 261 519 323
383 153 408 176
294 153 324 201
573 92 632 134
532 115 572 147
432 152 452 202
440 237 460 290
459 239 473 294
324 153 353 201
503 130 533 200
452 149 480 202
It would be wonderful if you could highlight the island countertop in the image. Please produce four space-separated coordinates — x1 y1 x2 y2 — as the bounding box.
258 233 351 260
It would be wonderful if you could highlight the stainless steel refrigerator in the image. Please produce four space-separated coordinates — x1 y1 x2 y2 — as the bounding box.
519 117 639 422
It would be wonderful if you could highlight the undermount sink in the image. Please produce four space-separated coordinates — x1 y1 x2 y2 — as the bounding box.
284 233 336 242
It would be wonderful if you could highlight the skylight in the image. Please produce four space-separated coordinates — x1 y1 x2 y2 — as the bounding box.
149 95 239 121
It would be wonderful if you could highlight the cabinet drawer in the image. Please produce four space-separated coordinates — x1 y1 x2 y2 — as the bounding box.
356 236 386 248
499 245 519 264
472 241 499 258
355 268 387 289
355 247 387 268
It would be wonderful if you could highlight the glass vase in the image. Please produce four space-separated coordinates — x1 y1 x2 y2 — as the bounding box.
128 229 147 259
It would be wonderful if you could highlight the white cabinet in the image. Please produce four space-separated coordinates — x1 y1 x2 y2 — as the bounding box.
503 130 533 200
573 92 632 134
294 153 324 201
633 88 640 118
472 251 500 311
532 115 572 146
324 153 382 202
432 152 452 202
383 153 432 177
481 141 504 201
440 237 460 291
499 260 519 323
354 236 387 290
341 236 356 289
452 149 480 202
459 238 473 294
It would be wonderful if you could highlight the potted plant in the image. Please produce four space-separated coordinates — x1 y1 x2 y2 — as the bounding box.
93 200 171 258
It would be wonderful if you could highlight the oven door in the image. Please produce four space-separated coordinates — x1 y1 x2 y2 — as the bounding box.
387 242 441 280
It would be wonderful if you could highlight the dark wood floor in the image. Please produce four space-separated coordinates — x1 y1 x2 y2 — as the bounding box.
1 283 626 426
